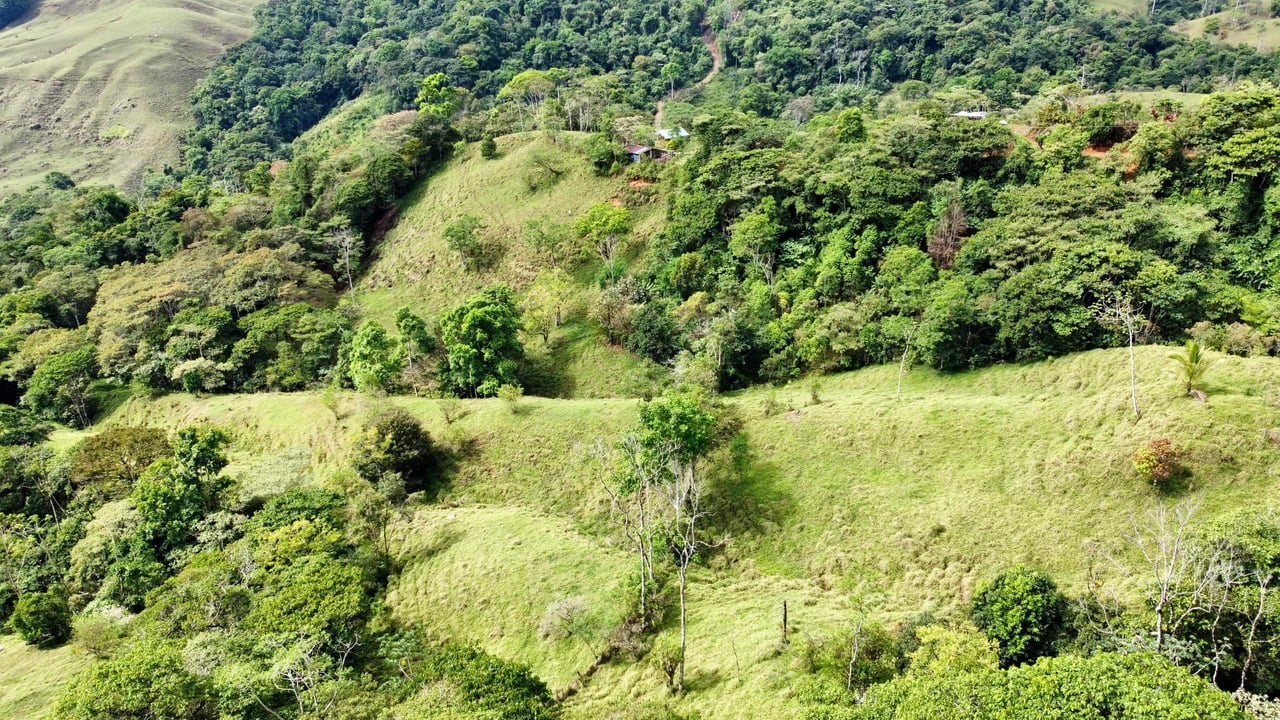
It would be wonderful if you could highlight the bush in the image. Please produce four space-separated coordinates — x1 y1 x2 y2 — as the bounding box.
969 566 1068 668
72 611 128 658
351 408 433 497
12 591 72 648
54 640 215 720
1131 438 1184 489
498 383 523 414
247 487 347 531
480 135 498 159
0 404 51 445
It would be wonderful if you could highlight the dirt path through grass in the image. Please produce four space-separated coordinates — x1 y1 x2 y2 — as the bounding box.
655 22 724 131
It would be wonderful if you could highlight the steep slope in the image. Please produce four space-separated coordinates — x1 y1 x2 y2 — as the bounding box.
0 0 261 194
358 133 668 397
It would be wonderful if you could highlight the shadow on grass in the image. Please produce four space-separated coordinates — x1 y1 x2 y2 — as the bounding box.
708 436 796 542
392 522 464 575
88 381 133 422
422 431 483 501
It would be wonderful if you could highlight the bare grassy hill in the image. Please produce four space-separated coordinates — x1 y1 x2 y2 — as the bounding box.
0 0 261 194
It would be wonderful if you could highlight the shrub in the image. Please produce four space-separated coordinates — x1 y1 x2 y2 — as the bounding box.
480 135 498 159
54 640 215 719
351 408 433 496
72 611 128 658
12 591 72 648
1131 438 1184 489
498 383 524 414
248 487 347 531
0 405 51 445
970 566 1068 668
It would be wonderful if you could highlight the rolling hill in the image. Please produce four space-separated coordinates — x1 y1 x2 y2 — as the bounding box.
0 0 261 194
67 345 1280 717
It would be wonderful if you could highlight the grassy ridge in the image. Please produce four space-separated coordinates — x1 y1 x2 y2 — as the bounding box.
0 0 261 194
71 346 1280 716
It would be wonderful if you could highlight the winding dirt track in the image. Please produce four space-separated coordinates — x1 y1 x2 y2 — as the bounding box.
655 26 723 131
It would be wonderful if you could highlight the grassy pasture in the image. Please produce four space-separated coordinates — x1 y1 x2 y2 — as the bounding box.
0 0 261 194
60 345 1280 715
1175 11 1280 53
0 634 91 719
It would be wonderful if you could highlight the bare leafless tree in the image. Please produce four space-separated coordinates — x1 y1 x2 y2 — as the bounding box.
659 450 723 694
599 437 661 629
1095 295 1152 420
1110 500 1211 651
326 226 363 308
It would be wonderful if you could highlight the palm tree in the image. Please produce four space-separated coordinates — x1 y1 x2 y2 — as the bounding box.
1167 340 1212 395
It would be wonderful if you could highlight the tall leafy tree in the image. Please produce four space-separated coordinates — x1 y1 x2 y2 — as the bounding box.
438 285 523 397
348 321 404 394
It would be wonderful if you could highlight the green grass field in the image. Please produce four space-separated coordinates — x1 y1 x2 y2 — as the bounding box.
0 0 261 194
50 344 1279 717
360 133 666 320
1091 0 1149 14
1175 11 1280 52
0 634 91 719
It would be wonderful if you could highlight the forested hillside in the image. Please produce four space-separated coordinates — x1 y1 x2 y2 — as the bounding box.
3 0 1280 717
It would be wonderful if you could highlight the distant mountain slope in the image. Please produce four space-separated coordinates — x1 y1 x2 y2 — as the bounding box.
0 0 261 194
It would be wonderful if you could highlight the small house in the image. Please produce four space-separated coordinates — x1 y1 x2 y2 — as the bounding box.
622 143 674 162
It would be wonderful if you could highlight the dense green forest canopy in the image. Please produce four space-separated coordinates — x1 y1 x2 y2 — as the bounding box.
184 0 1280 179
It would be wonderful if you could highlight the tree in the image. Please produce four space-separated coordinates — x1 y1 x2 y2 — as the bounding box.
395 307 435 392
132 427 228 560
326 226 364 307
348 321 404 394
729 198 783 291
1167 340 1213 396
633 388 720 693
1095 295 1151 419
523 216 572 267
23 341 96 428
443 213 486 270
415 72 460 117
574 204 632 285
71 427 171 499
522 268 573 345
499 69 555 131
439 285 524 398
11 591 71 648
351 407 433 499
970 566 1068 668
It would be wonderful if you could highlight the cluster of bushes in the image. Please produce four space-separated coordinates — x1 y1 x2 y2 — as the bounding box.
0 404 567 719
797 541 1280 717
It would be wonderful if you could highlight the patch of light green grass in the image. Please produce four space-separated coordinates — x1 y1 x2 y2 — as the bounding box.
1176 12 1280 52
385 505 635 692
357 133 664 324
0 635 91 719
